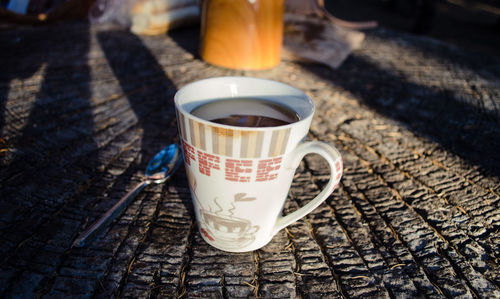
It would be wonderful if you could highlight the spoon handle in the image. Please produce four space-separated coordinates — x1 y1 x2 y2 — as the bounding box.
72 180 150 248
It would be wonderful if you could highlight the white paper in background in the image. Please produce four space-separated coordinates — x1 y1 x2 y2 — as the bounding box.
283 14 365 69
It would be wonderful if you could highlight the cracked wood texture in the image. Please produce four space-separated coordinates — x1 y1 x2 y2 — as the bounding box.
0 22 499 298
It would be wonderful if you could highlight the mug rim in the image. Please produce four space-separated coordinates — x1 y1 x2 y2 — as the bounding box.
174 76 315 131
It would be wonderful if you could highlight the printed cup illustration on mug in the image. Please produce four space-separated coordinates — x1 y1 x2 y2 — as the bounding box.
174 77 343 252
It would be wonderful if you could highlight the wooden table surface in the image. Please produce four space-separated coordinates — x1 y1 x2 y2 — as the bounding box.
1 22 499 298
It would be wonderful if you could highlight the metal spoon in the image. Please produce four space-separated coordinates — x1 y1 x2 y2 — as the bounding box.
72 144 183 248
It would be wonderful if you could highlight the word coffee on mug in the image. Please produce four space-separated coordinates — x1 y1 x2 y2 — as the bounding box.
174 77 343 252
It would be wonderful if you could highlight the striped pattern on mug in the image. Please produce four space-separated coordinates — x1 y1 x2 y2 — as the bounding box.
178 113 292 159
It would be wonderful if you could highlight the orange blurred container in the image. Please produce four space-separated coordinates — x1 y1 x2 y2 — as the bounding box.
199 0 284 70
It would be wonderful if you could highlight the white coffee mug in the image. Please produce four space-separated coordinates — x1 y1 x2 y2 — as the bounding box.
174 77 342 252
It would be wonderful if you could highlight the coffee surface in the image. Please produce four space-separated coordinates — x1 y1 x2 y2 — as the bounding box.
191 98 300 127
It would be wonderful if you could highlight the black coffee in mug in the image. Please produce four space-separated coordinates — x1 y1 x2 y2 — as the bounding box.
191 98 300 127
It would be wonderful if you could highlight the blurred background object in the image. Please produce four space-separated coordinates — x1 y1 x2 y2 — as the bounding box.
0 0 93 23
88 0 200 34
1 0 498 59
282 0 374 69
130 0 199 35
5 0 29 14
199 0 284 70
324 0 500 57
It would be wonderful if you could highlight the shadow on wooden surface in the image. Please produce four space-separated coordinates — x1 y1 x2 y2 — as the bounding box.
0 25 182 297
0 22 95 241
0 22 499 298
299 28 500 177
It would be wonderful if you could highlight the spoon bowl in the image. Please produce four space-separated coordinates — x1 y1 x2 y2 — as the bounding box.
146 143 183 182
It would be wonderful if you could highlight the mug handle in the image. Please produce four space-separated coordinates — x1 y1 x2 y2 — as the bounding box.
272 141 343 235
